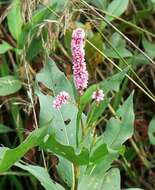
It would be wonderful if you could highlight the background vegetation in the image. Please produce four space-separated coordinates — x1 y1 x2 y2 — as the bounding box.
0 0 155 189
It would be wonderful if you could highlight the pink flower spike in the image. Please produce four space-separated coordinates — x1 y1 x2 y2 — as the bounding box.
71 28 88 95
53 91 70 110
92 89 104 103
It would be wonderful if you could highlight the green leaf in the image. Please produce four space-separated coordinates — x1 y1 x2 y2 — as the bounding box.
0 126 48 172
0 41 13 54
15 162 65 190
101 168 120 190
128 54 150 66
105 48 132 58
42 134 89 165
7 0 23 41
36 57 77 185
105 0 129 23
0 124 13 134
0 76 22 96
105 33 132 58
142 37 155 59
90 144 108 164
26 37 43 60
79 168 120 190
102 92 134 149
56 157 73 188
36 57 74 97
36 58 78 146
148 117 155 145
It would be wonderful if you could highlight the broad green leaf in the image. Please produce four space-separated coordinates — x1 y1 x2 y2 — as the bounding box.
111 32 126 48
56 157 73 188
79 167 120 190
102 92 134 149
105 0 129 23
142 37 155 59
41 134 89 165
105 48 132 58
0 75 22 96
0 41 13 54
15 162 65 190
36 92 77 145
26 37 43 60
105 33 132 58
36 58 77 146
36 58 77 185
0 126 48 172
7 0 23 41
148 117 155 145
89 92 134 172
36 58 74 97
90 144 108 164
0 124 13 134
101 168 120 190
128 54 150 66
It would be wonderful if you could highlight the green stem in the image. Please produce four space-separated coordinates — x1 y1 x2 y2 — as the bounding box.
72 164 80 190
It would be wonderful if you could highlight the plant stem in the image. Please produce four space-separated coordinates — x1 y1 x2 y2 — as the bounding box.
72 164 79 190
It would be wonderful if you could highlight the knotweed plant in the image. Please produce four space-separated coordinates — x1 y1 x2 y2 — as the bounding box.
0 23 138 190
0 0 153 190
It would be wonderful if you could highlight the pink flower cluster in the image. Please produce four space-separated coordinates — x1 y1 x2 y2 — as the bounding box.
71 28 88 95
92 89 104 103
53 91 70 109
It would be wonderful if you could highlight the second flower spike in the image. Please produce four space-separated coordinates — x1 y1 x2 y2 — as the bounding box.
53 91 70 109
92 89 104 103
